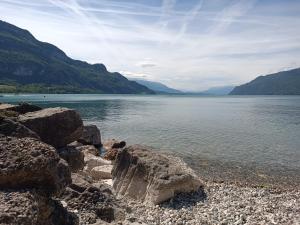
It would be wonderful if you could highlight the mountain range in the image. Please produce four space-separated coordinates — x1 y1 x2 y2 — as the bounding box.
1 21 299 95
0 20 154 94
230 68 300 95
131 79 182 94
202 86 234 95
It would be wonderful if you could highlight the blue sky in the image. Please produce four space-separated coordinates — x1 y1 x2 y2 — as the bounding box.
1 0 300 91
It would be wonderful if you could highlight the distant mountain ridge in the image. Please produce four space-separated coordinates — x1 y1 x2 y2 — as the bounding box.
230 68 300 95
0 20 154 94
203 86 234 95
131 79 182 94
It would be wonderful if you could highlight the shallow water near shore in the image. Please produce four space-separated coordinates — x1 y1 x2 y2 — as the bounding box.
2 94 300 187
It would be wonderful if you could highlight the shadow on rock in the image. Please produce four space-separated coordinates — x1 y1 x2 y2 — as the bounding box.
159 187 207 210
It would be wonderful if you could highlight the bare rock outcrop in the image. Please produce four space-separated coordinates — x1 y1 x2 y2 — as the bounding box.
0 118 40 139
112 145 203 205
0 135 78 224
0 136 71 195
57 146 85 172
60 173 120 224
0 106 122 224
78 125 101 147
18 107 83 148
0 190 39 225
0 190 78 225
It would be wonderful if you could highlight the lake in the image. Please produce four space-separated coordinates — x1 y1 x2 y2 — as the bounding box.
2 94 300 186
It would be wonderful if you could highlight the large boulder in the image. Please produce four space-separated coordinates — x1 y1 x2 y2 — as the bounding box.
112 145 203 205
0 118 40 139
0 136 71 195
18 107 83 148
0 190 78 225
57 146 84 172
78 125 101 147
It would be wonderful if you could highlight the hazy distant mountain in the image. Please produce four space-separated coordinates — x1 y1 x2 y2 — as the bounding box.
230 68 300 95
203 86 234 95
0 20 154 94
131 79 182 94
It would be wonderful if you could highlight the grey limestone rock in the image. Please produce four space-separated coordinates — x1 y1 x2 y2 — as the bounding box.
112 145 203 205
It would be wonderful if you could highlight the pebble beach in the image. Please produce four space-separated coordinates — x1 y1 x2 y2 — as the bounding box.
122 182 300 225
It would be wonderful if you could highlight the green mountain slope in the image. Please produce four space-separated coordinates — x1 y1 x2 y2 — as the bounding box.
230 68 300 95
0 20 154 94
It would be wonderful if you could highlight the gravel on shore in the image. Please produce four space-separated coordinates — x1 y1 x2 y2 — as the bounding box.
120 182 300 225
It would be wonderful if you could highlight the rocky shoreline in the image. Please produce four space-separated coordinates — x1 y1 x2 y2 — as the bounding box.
0 102 299 225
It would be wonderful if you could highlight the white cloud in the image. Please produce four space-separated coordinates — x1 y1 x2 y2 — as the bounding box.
137 60 157 68
119 71 149 79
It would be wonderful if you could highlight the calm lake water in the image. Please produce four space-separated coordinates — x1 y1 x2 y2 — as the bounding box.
2 94 300 185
